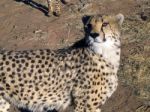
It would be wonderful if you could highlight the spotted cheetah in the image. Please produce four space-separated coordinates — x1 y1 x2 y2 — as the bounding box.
17 0 69 16
47 0 69 16
0 13 124 112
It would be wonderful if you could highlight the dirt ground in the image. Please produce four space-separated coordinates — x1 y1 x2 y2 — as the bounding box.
0 0 150 112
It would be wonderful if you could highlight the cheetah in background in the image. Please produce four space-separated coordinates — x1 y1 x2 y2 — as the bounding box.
15 0 69 16
46 0 69 16
0 14 124 112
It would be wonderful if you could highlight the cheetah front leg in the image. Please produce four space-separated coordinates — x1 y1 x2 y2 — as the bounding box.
73 97 102 112
74 102 102 112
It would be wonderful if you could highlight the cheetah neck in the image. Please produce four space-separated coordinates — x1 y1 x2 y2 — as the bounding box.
88 36 121 72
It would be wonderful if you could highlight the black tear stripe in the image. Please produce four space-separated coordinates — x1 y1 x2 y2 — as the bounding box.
101 18 106 41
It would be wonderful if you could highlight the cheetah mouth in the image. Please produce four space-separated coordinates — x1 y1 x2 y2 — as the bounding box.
93 40 102 43
94 37 106 43
87 35 106 45
89 33 107 43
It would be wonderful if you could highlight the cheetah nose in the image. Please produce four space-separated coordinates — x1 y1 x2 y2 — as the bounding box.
103 38 106 42
90 33 99 38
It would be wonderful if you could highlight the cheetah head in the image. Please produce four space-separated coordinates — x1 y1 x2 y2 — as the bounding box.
85 14 124 45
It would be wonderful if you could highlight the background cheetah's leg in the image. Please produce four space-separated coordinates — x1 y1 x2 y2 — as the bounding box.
46 0 61 16
47 0 53 16
53 0 61 16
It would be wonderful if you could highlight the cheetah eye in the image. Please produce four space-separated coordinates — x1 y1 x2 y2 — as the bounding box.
102 22 109 27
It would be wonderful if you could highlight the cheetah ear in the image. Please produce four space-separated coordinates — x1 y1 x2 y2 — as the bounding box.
116 13 124 26
82 15 93 33
82 15 92 26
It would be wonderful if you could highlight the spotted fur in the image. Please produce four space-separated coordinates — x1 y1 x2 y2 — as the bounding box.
0 14 124 112
47 0 69 16
0 97 10 112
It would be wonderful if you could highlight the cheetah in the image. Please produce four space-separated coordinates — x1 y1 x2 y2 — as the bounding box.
46 0 69 16
16 0 69 16
0 13 124 112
